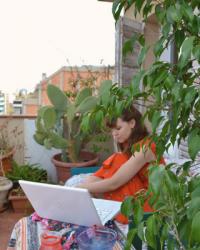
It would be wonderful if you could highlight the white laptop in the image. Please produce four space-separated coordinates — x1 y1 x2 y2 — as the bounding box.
19 180 122 227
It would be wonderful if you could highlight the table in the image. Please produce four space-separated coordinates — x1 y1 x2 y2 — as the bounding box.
7 213 126 250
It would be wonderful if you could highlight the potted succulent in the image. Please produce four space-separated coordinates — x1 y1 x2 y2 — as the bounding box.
34 83 111 182
6 161 48 213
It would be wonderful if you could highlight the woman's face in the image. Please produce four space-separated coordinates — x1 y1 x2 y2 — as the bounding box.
111 118 135 144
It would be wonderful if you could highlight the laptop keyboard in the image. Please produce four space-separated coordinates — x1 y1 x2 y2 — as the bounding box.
96 207 114 223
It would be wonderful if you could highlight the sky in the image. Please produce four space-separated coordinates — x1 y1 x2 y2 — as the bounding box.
0 0 115 99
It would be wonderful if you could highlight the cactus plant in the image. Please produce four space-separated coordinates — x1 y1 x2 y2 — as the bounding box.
34 83 110 163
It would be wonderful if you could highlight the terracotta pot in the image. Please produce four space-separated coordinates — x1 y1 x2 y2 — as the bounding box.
9 193 34 214
51 151 99 183
0 148 15 176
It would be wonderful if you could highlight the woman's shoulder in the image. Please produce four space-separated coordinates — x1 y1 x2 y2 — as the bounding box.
132 138 158 158
133 138 165 164
103 152 129 167
133 137 154 149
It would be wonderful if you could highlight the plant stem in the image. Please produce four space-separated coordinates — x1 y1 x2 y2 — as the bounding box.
168 197 186 250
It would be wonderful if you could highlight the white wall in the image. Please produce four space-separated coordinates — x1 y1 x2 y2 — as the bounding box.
24 119 60 182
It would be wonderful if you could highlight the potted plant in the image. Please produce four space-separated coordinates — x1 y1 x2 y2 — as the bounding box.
102 0 200 249
0 157 13 212
0 118 18 175
34 82 111 182
0 120 14 211
6 161 48 213
0 174 13 212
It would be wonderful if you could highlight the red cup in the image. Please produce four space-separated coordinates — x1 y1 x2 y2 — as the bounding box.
39 233 63 250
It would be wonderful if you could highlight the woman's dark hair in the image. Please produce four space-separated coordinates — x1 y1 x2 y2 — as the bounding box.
107 105 149 154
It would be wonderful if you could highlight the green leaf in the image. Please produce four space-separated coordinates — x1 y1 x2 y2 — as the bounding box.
137 221 145 241
47 84 68 112
190 211 200 243
35 117 46 133
166 5 182 23
145 215 158 249
38 106 51 117
43 107 56 129
75 87 92 107
155 4 165 23
178 218 192 245
174 30 185 49
122 35 138 58
167 237 175 250
80 115 90 133
191 186 200 199
187 197 200 219
135 0 144 13
149 166 165 195
121 196 134 217
99 80 112 97
164 170 179 196
188 129 200 160
112 0 125 21
184 87 196 108
181 3 194 22
66 103 76 124
137 46 148 66
153 70 168 87
133 200 144 225
172 84 182 102
151 111 162 133
44 138 53 149
131 70 145 96
95 110 104 126
125 228 137 250
154 37 165 57
115 100 124 116
49 132 68 149
33 133 46 145
189 176 200 193
193 44 200 62
160 223 169 249
179 37 195 69
162 23 171 38
76 96 97 114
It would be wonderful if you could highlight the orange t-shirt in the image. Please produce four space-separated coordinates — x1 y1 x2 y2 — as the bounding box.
93 140 165 223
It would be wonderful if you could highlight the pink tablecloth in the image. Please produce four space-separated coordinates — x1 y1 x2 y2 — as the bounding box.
7 214 125 250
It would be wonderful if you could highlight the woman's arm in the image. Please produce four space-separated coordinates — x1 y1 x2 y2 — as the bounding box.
78 148 155 193
82 175 102 184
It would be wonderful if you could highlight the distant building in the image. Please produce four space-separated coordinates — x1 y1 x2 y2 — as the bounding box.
23 65 114 115
12 100 23 114
0 91 7 115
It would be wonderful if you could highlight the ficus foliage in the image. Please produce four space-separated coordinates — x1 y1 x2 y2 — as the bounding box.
82 0 200 249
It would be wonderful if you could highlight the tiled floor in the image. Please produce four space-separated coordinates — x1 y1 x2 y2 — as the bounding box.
0 208 24 250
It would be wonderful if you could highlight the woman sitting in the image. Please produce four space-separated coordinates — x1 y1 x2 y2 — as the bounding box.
77 105 165 223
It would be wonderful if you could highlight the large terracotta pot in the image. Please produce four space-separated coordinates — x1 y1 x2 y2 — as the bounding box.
0 148 15 176
51 151 99 183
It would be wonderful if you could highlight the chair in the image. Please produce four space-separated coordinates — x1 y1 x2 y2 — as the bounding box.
70 166 100 176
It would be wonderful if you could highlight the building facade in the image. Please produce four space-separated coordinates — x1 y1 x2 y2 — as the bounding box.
22 65 114 115
0 91 7 115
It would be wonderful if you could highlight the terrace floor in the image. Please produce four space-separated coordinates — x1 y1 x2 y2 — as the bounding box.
0 207 24 250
